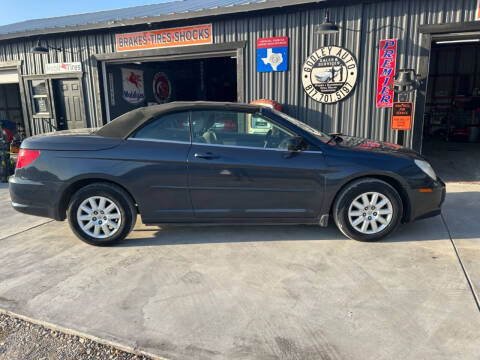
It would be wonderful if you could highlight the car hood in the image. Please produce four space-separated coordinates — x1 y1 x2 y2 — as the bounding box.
333 135 422 159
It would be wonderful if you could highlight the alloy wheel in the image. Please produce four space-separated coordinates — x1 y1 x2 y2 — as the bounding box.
76 196 122 239
347 192 393 234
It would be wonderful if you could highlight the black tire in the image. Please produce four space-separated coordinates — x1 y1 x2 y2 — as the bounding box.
332 178 403 242
67 183 137 246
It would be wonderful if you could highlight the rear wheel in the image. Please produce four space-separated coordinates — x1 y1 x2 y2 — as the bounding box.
333 178 403 241
67 183 136 246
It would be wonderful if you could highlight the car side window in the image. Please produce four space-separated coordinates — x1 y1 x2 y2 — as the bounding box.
131 112 190 142
191 110 296 149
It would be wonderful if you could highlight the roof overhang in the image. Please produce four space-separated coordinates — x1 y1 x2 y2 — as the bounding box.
0 0 327 41
419 21 480 34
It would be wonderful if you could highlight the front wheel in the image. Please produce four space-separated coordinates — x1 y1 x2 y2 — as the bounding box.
333 178 403 241
67 183 136 246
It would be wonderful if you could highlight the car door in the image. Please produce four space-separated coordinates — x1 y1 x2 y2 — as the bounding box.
121 111 193 223
187 109 326 220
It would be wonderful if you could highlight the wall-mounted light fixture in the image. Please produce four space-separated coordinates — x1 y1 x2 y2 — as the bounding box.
315 9 339 35
31 40 64 55
391 69 420 98
314 9 405 36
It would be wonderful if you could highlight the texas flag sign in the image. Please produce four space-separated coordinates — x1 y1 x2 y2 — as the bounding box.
256 36 289 72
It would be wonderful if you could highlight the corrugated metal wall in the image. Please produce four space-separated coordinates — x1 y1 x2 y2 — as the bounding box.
0 0 477 148
214 0 478 147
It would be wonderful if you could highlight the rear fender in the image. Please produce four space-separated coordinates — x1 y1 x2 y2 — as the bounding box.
57 174 138 221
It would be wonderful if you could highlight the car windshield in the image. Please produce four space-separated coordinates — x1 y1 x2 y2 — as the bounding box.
269 109 330 143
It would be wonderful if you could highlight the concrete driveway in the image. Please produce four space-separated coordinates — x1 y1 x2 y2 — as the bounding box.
0 182 479 360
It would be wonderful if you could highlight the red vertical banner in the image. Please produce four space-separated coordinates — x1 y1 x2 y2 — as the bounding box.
476 0 480 20
376 39 398 108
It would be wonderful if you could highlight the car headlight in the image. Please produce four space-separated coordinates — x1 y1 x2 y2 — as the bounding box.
414 159 437 181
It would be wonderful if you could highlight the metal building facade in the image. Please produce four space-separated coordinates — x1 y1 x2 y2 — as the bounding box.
0 0 477 150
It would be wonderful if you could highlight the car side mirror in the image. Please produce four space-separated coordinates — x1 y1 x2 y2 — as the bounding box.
286 136 305 152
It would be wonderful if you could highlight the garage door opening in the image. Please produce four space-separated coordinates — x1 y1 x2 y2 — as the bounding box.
423 38 480 182
103 56 237 121
0 83 26 139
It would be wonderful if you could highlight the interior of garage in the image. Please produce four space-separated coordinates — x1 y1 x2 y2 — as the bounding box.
423 39 480 182
104 56 237 120
0 83 26 139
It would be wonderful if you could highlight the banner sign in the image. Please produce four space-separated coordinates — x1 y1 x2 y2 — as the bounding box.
45 62 81 74
477 0 480 20
116 24 212 52
376 39 398 108
391 102 413 130
122 68 145 104
256 36 288 72
302 46 358 104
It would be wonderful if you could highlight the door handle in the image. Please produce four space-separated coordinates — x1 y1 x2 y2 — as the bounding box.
194 152 220 160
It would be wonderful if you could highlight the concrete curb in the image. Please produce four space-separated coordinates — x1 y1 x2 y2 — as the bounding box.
0 308 170 360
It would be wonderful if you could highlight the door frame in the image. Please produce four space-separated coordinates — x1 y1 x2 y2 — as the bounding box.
23 72 87 130
415 21 480 152
92 41 247 124
0 60 30 136
52 77 87 130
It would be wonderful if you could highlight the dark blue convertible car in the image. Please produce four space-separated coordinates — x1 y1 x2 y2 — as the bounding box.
9 102 445 245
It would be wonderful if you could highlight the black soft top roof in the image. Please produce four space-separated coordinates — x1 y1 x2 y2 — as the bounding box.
96 101 262 139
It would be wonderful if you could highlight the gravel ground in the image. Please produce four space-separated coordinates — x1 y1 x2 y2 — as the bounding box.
0 313 153 360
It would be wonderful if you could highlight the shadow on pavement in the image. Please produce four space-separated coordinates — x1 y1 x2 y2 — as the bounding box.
122 224 341 247
119 184 480 247
119 214 452 247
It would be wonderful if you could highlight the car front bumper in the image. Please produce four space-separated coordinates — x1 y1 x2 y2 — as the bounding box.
407 177 446 222
9 176 63 220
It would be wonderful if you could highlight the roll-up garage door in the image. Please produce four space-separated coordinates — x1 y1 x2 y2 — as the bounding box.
0 68 19 84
